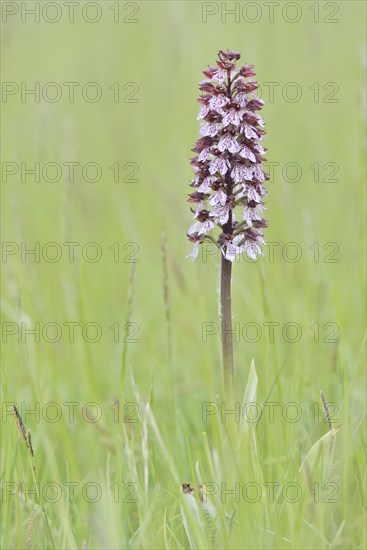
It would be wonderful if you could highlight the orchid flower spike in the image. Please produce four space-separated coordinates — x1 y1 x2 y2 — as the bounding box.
187 49 269 262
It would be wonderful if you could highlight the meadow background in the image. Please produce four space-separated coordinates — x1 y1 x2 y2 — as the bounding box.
1 1 366 548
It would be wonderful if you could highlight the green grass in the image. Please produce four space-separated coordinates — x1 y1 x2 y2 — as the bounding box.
1 1 366 548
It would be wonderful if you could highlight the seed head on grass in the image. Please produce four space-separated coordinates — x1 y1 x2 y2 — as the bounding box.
187 49 268 262
26 511 35 550
12 404 34 457
12 403 55 547
320 389 332 431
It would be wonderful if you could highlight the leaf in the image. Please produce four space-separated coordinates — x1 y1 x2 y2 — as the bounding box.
237 358 258 449
298 427 339 481
242 358 258 407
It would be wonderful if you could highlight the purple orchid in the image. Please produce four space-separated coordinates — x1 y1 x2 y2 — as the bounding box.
187 50 269 263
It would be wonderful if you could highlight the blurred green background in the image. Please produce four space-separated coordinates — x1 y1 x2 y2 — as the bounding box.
1 1 366 549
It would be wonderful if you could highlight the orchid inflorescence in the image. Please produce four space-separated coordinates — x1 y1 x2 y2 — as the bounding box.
187 50 269 262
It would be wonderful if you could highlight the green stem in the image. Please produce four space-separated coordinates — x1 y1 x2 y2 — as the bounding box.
220 253 234 402
30 458 55 549
220 67 235 403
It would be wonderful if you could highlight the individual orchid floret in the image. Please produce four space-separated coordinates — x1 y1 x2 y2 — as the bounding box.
187 49 269 262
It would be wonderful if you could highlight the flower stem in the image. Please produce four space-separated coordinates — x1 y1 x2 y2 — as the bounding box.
220 253 234 402
221 67 234 402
